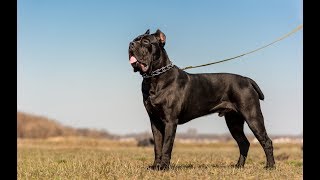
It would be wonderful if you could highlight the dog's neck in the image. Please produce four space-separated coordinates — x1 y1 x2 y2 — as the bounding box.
141 49 176 99
142 49 174 79
152 49 171 70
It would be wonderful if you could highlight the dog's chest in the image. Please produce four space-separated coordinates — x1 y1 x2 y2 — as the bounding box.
142 81 162 114
143 92 161 114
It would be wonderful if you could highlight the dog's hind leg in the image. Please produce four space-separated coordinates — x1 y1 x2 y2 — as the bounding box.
240 105 275 169
225 111 250 168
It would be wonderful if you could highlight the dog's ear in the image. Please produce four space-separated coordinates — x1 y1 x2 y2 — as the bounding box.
154 29 166 46
145 29 150 35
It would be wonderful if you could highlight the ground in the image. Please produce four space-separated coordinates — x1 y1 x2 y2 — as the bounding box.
17 137 303 179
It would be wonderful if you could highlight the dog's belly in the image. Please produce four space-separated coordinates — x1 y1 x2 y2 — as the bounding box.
178 110 214 124
177 100 237 124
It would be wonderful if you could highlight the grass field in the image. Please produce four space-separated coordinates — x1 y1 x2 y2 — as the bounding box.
18 137 303 179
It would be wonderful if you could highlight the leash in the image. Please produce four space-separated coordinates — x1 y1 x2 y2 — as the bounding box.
181 24 303 70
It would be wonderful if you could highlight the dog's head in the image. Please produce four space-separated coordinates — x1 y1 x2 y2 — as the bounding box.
128 29 166 74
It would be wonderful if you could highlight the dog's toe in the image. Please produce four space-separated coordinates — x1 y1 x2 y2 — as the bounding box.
231 164 244 169
264 165 276 170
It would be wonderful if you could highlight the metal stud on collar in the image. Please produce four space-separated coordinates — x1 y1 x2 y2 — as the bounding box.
142 63 174 78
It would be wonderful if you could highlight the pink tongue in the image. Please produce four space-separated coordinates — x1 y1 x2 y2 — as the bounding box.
129 56 137 64
140 64 148 72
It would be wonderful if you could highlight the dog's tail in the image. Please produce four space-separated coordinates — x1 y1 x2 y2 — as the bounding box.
248 78 264 100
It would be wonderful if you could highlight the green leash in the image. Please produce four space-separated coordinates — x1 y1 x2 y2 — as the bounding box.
181 24 303 70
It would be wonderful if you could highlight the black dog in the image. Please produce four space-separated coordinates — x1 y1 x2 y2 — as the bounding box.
128 29 275 170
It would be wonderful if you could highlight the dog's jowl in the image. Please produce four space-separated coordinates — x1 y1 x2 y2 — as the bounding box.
128 29 275 170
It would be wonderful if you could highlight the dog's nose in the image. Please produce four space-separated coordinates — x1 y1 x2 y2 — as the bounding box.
129 42 135 49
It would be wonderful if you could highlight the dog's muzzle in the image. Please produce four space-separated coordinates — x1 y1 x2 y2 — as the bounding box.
129 42 149 72
129 56 149 72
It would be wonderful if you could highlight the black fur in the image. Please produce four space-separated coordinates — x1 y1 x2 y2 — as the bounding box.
128 29 275 170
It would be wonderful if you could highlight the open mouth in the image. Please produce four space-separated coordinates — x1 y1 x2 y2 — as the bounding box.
129 55 149 72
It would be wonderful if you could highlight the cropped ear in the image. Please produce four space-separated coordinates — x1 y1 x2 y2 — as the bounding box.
154 29 166 46
144 29 150 35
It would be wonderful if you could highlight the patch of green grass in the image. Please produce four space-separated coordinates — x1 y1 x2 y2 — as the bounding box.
287 160 303 167
18 138 303 179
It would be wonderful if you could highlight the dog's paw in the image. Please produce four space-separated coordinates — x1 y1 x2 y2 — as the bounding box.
147 163 162 170
264 165 276 170
147 165 155 170
159 162 170 170
148 164 170 170
147 165 158 170
231 164 244 169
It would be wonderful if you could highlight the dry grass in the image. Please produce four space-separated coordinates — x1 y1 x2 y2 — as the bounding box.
17 137 302 179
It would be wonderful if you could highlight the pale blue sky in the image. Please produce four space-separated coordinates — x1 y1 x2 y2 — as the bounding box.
17 0 302 135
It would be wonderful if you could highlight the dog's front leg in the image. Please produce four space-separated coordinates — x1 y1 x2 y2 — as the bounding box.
149 118 164 170
160 121 178 170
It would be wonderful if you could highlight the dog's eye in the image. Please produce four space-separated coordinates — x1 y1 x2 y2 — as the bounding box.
142 39 149 45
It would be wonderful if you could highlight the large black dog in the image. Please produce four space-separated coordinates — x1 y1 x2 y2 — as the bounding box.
128 29 275 170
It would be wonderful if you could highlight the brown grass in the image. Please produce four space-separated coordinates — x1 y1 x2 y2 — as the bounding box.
18 137 303 179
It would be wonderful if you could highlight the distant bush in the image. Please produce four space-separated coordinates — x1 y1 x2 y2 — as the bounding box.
137 137 154 147
17 112 116 139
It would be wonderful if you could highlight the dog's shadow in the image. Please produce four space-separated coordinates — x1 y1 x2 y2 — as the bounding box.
170 163 231 170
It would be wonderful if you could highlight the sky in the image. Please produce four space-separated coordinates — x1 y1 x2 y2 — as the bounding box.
17 0 303 136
